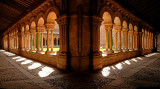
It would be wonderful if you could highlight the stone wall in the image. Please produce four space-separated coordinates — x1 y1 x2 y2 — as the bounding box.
157 33 160 51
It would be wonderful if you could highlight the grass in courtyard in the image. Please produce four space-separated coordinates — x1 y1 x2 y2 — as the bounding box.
100 49 105 52
42 48 60 52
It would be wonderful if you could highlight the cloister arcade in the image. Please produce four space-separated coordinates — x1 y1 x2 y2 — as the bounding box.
2 0 157 71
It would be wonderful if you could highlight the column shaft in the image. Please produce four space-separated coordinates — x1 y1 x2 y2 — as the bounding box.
51 30 54 52
47 30 49 52
41 32 43 51
106 29 108 51
37 33 40 51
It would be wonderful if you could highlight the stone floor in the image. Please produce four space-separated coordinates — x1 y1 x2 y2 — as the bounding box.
0 49 160 89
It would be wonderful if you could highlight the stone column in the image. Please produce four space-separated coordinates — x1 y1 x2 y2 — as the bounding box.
50 30 54 52
41 32 44 52
114 25 121 52
115 31 118 52
134 32 138 50
108 25 113 53
45 23 55 54
104 24 109 52
33 33 36 51
126 31 128 51
37 26 45 52
46 30 49 52
122 28 128 52
37 32 40 52
118 29 122 52
56 16 69 70
128 32 130 50
131 31 133 51
30 29 36 51
30 33 33 51
28 32 30 50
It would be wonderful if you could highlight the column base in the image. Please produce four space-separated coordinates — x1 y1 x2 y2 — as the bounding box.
114 50 119 53
108 49 113 54
118 49 122 52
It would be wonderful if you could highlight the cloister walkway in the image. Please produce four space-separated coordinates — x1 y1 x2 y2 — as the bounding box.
0 49 160 89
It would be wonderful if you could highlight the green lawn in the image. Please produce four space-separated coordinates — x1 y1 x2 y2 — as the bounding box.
42 48 60 52
100 48 105 52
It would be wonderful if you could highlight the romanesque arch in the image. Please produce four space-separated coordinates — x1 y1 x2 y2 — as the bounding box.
100 11 113 54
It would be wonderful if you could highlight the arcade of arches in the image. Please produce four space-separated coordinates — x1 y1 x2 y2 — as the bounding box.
2 0 158 71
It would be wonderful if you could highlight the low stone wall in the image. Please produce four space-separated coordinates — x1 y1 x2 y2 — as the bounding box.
7 49 58 67
9 49 19 54
141 49 153 55
21 51 58 67
102 51 139 67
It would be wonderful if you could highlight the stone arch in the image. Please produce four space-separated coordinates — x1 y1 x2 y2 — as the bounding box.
122 21 128 29
46 12 57 23
113 12 122 25
129 23 133 30
37 17 45 27
99 6 114 22
102 12 113 24
25 24 29 31
21 27 25 32
30 17 36 28
36 12 45 26
44 7 61 21
134 25 138 31
31 21 36 29
114 17 121 25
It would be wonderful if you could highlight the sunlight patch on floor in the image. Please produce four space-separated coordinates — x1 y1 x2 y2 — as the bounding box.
101 67 110 77
21 60 33 65
28 63 42 70
38 67 54 77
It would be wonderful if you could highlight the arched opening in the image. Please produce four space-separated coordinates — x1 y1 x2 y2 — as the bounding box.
129 23 133 51
31 21 36 51
37 17 45 52
100 12 113 54
45 11 59 54
122 21 128 51
113 17 121 52
25 25 30 51
134 25 138 50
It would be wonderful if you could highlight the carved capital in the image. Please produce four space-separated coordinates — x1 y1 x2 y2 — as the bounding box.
37 26 45 32
104 24 113 30
30 28 36 33
45 22 55 31
56 16 68 26
113 25 122 31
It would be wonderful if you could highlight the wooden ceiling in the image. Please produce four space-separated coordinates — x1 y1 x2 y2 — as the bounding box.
0 0 45 33
115 0 160 31
0 0 160 34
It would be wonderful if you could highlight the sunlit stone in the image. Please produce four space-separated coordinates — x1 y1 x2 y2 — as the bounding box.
101 67 110 77
124 60 131 65
131 58 137 62
21 60 33 65
115 63 123 70
28 63 42 70
16 58 26 61
38 67 54 77
12 56 21 59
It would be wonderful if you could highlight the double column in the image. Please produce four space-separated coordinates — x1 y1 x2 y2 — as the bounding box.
45 22 55 54
128 30 133 51
36 26 45 53
113 25 122 52
104 24 113 53
25 31 30 51
134 31 138 50
122 28 128 52
30 29 36 52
